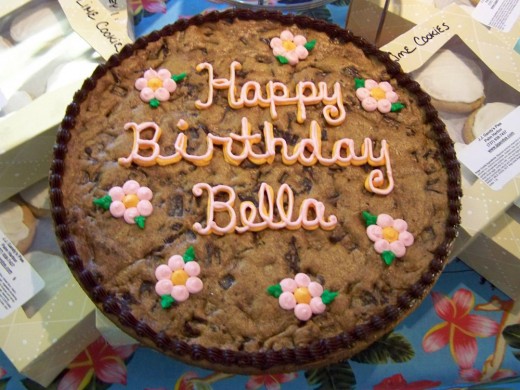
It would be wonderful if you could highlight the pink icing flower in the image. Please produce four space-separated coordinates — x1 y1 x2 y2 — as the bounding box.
155 254 203 304
356 79 399 113
274 273 337 321
366 213 414 262
135 68 177 103
270 30 309 65
108 180 153 225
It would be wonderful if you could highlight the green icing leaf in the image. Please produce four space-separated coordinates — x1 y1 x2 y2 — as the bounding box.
149 98 160 108
391 102 406 112
267 284 283 298
354 78 365 90
93 195 112 210
305 361 356 390
183 245 196 262
134 216 146 229
381 250 396 266
172 72 187 82
362 210 377 226
276 55 289 65
321 290 338 305
304 39 317 51
161 295 175 309
351 332 415 364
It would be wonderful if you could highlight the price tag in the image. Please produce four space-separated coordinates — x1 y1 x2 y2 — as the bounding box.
0 230 45 319
458 107 520 191
472 0 520 32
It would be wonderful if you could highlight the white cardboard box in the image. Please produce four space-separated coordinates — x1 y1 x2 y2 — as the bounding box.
380 4 520 295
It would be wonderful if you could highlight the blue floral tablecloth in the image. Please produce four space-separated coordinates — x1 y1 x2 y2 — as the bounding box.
2 1 520 389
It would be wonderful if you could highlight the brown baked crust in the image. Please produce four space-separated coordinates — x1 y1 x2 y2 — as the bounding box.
430 95 484 114
463 109 478 144
50 9 461 373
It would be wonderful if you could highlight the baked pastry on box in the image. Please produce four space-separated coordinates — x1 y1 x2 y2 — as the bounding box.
412 49 485 114
50 10 461 373
462 102 517 144
0 200 36 254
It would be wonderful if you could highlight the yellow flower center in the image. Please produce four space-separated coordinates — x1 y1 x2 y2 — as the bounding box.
282 40 297 51
294 287 311 304
171 269 189 286
147 77 163 90
122 194 139 208
370 87 386 100
382 226 399 242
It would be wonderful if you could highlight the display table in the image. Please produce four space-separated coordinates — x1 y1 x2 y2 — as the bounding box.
1 1 519 389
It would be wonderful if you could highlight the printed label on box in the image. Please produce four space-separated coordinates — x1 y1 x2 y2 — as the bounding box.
472 0 520 32
0 230 44 319
458 107 520 191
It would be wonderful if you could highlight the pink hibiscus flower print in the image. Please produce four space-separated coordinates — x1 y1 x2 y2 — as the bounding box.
155 246 203 308
246 372 298 390
58 337 137 390
459 367 517 383
374 373 441 390
270 30 316 65
267 273 338 321
363 211 414 265
135 68 177 107
130 0 166 15
355 78 404 113
422 288 500 369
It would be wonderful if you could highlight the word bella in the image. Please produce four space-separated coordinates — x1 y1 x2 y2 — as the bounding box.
195 61 346 126
192 182 338 235
118 118 395 195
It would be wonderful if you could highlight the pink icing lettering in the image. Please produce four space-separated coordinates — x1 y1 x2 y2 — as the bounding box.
192 182 338 235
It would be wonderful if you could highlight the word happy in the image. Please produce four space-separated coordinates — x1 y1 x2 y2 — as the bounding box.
195 61 346 126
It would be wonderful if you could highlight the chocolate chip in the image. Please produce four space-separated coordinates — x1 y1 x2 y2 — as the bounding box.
284 237 300 274
169 194 184 217
255 54 273 64
219 274 235 290
205 242 222 266
341 66 360 78
139 281 154 296
110 84 127 97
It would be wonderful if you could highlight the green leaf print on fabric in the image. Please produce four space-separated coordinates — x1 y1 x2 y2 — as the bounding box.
305 361 356 390
351 332 414 364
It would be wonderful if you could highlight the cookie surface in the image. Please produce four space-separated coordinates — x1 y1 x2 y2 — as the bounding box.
50 10 461 373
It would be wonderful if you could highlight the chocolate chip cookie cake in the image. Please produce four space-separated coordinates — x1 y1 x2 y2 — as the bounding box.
50 9 461 373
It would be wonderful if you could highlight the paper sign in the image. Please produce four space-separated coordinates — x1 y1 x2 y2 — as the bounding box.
0 230 45 319
58 0 134 60
458 107 520 191
472 0 520 32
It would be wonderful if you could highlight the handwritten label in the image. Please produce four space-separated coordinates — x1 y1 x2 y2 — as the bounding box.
472 0 520 32
386 23 450 62
458 107 520 190
0 230 45 319
58 0 134 59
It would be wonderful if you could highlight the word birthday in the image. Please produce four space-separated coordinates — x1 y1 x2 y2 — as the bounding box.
195 61 346 126
118 118 394 195
192 182 338 235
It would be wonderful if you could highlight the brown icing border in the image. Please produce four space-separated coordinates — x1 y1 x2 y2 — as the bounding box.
50 8 462 372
